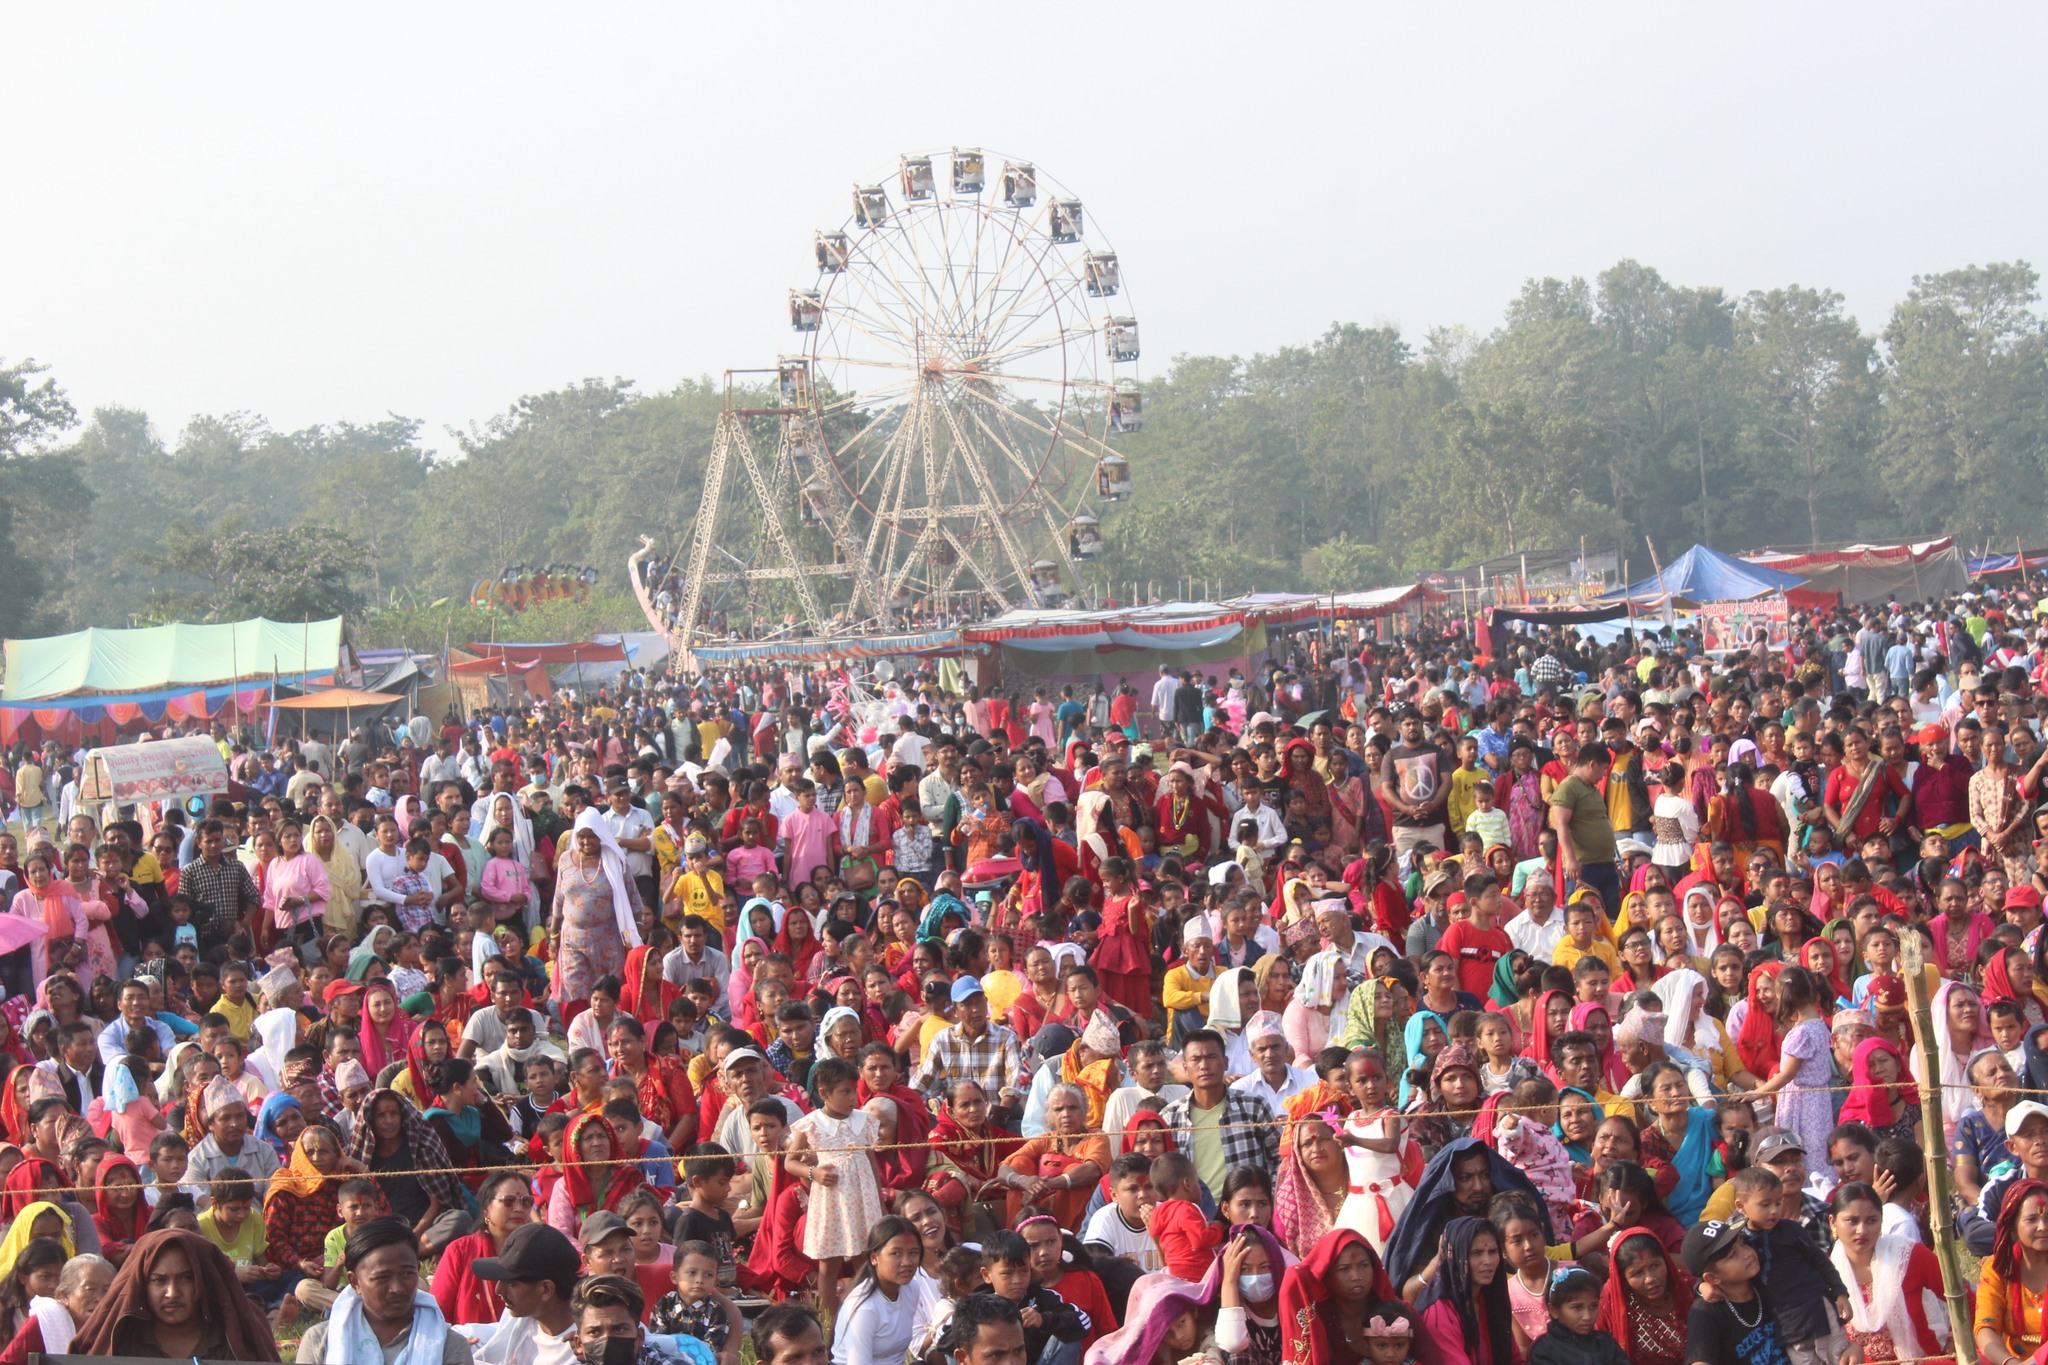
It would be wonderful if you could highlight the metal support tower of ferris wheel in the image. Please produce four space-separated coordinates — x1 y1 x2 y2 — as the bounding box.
646 148 1144 657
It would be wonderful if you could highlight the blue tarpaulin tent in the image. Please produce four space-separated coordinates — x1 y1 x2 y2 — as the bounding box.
1597 544 1807 608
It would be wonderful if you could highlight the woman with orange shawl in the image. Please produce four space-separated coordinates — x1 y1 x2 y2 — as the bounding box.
262 1125 347 1290
1057 1014 1123 1133
1279 1227 1399 1365
543 1112 645 1237
925 1079 1024 1238
997 1082 1106 1226
1273 1111 1351 1260
9 854 82 995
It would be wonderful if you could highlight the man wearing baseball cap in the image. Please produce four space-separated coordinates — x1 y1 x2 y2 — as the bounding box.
1963 1098 2048 1255
913 975 1021 1107
470 1221 581 1363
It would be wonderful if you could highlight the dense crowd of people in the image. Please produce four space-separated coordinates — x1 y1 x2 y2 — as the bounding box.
0 588 2045 1362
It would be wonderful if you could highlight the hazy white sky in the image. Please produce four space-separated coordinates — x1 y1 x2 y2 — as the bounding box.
8 3 2045 456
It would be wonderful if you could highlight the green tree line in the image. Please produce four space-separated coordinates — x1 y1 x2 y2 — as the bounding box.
2 257 2043 640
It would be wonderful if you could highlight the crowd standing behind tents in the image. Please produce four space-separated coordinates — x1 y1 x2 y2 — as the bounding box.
0 591 2044 1363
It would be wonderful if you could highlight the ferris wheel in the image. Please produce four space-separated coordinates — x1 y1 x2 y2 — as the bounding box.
653 148 1142 652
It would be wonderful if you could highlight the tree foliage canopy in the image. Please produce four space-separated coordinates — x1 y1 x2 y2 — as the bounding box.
10 257 2048 636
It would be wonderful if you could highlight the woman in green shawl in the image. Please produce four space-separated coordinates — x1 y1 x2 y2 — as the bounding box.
1340 972 1411 1082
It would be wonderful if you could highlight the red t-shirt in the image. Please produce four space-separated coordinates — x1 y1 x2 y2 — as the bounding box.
1436 921 1512 999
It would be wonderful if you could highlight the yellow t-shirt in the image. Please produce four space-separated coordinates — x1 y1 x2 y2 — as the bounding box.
1552 938 1621 977
669 870 725 936
214 993 257 1043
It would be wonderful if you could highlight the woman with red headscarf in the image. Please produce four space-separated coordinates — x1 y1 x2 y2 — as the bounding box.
1280 1227 1399 1364
1978 1177 2048 1364
923 1079 1024 1241
544 1112 645 1238
1569 1002 1628 1091
356 980 413 1078
773 907 823 982
1732 961 1787 1080
1835 1037 1922 1145
1802 938 1853 1008
1524 990 1573 1082
1984 943 2048 1029
1597 1227 1692 1365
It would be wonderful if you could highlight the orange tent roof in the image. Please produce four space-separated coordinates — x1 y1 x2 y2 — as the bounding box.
268 688 403 710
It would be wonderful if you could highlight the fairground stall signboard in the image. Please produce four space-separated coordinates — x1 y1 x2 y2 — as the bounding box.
1699 597 1790 654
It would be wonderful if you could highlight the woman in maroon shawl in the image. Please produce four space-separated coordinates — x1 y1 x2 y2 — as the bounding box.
736 1137 810 1300
922 1079 1024 1239
855 1050 932 1199
1282 738 1333 827
773 910 823 983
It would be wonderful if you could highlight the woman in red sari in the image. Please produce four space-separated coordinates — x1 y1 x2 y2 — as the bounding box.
773 908 823 982
1734 961 1787 1081
617 942 677 1024
923 1079 1024 1239
605 1014 695 1151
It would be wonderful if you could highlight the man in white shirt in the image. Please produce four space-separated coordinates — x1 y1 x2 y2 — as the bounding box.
598 781 656 902
467 1220 581 1365
889 717 929 772
1231 1024 1314 1115
420 738 463 787
766 754 805 822
1100 1041 1190 1156
1236 785 1287 855
1504 872 1566 962
1148 664 1180 741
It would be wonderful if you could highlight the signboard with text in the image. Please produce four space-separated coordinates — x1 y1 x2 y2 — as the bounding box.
1699 597 1790 653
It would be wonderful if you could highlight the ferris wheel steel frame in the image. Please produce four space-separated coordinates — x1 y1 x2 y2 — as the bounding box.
668 147 1139 653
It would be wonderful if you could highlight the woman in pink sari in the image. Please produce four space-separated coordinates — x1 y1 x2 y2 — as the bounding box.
9 854 79 992
1570 1001 1629 1090
356 980 414 1078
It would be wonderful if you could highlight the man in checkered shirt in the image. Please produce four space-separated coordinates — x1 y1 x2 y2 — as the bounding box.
1160 1029 1279 1186
1528 646 1568 691
915 976 1023 1104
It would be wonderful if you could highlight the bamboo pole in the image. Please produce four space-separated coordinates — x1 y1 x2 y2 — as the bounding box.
1898 931 1981 1365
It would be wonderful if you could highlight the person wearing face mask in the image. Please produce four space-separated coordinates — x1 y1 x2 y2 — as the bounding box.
1215 1223 1287 1362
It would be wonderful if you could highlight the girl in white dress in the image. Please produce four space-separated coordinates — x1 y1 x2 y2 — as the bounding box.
786 1056 886 1325
1334 1053 1415 1255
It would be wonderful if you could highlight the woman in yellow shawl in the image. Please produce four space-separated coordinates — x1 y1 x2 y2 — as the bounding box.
309 815 362 939
0 1198 72 1341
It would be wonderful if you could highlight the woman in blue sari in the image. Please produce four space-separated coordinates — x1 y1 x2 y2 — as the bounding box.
1638 1060 1718 1224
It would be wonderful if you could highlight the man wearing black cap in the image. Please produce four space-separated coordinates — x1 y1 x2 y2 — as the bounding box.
470 1222 580 1364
